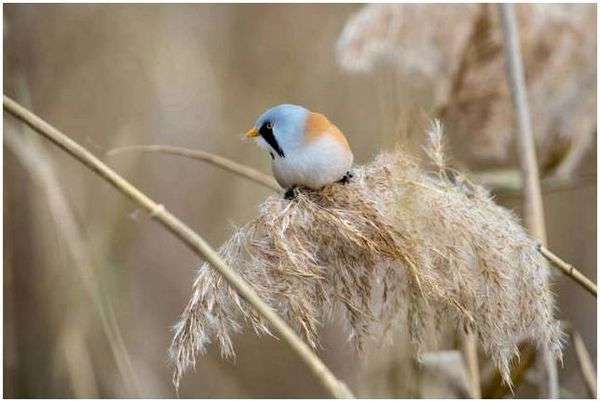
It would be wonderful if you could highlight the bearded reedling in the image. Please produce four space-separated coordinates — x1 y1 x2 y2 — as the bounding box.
245 104 354 199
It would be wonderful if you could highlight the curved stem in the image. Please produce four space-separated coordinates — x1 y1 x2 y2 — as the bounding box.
107 145 281 192
3 95 353 398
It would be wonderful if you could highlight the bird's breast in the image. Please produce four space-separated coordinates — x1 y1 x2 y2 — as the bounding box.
272 135 353 190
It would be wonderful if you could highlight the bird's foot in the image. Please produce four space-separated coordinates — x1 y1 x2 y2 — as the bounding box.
284 186 298 200
337 171 354 185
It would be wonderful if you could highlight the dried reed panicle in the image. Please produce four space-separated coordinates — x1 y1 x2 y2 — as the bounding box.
169 123 563 390
337 4 596 177
336 4 477 78
441 4 596 176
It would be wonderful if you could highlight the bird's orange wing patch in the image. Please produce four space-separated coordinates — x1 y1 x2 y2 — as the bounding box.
305 112 351 150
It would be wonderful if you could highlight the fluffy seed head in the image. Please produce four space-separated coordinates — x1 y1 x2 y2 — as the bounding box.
169 122 563 391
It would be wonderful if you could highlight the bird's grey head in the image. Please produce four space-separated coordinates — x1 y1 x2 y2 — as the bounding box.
245 104 309 159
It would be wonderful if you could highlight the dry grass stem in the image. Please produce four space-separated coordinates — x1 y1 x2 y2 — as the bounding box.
3 95 353 398
498 3 546 244
169 118 563 390
498 4 557 397
570 330 597 398
60 321 100 397
539 246 597 297
107 144 281 192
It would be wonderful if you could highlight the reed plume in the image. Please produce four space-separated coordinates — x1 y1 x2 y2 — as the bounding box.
336 4 476 77
169 122 563 389
336 4 596 178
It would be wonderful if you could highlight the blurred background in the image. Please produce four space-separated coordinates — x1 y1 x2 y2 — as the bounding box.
3 3 596 398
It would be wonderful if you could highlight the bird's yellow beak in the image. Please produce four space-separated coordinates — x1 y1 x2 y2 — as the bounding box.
245 127 259 138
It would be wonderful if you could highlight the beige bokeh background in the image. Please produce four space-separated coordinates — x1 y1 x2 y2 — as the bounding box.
4 4 596 398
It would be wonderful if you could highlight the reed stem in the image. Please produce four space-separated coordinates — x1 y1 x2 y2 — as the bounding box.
108 145 281 192
3 95 353 399
499 4 555 397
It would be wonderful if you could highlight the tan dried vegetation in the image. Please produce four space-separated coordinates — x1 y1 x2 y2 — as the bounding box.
170 123 563 390
336 4 596 177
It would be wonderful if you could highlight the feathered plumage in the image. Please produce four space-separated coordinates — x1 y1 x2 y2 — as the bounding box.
246 104 354 190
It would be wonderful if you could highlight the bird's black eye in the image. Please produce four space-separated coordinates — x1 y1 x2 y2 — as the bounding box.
259 120 285 158
259 121 273 136
259 121 274 136
259 121 272 137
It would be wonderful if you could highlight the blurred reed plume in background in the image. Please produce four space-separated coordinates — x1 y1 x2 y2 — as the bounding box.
337 4 596 178
171 123 563 391
4 3 596 398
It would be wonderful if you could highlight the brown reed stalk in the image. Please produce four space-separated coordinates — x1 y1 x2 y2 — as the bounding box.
59 318 100 397
539 246 597 297
498 4 546 243
107 145 281 192
570 330 597 398
3 95 353 399
498 4 556 397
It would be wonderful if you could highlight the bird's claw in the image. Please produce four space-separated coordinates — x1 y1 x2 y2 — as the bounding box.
337 171 354 185
284 187 298 200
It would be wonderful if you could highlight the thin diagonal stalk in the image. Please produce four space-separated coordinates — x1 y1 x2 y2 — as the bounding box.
539 246 597 297
498 4 556 397
3 95 353 399
107 145 281 192
498 4 546 243
570 330 597 398
60 318 100 397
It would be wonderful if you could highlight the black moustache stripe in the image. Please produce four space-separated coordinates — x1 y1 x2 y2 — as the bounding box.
260 124 285 158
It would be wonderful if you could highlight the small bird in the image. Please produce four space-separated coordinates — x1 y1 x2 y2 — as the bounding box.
245 104 354 198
